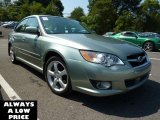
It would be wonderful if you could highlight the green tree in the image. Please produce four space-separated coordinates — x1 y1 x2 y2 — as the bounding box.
18 1 31 20
52 0 64 16
84 0 117 34
70 7 85 21
14 0 26 6
84 0 142 34
30 2 45 15
114 11 136 32
45 1 60 15
140 0 160 32
112 0 142 32
4 0 11 7
88 0 96 12
0 8 9 21
15 0 64 16
30 0 64 16
7 5 20 21
7 0 64 21
113 0 141 15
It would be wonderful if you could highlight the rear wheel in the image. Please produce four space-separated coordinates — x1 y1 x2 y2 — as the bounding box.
143 42 155 52
9 46 17 64
45 56 72 96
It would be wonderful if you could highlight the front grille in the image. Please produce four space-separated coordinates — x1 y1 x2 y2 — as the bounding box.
125 73 149 88
127 52 147 67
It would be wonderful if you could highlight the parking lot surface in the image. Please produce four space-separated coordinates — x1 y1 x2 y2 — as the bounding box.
0 27 160 120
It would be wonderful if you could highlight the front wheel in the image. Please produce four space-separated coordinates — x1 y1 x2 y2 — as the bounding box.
143 42 155 52
45 56 72 96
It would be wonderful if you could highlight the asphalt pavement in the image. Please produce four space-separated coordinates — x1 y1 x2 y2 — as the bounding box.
0 27 160 120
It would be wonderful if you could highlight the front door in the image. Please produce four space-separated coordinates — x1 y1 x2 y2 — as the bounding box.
121 32 140 45
22 17 42 67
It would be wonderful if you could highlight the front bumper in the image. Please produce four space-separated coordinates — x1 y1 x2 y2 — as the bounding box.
67 59 151 96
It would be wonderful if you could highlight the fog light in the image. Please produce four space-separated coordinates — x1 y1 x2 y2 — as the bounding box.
96 82 111 89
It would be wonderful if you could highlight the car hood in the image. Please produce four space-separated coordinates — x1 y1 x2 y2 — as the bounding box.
48 34 144 60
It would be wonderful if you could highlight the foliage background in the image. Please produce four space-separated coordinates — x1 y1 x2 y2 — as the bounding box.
0 0 160 34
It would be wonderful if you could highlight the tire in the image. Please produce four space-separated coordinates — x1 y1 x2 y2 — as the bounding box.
9 46 17 64
45 56 72 96
143 41 155 52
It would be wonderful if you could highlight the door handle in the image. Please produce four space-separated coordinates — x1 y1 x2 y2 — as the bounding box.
21 38 25 41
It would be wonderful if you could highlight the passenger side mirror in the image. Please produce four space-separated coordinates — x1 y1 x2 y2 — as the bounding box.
131 34 138 39
25 27 40 35
135 35 138 39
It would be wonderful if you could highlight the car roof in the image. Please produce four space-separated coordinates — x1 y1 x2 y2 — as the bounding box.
122 31 136 33
25 15 62 19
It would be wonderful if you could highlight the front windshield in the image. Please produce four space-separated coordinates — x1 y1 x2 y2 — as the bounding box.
40 16 90 34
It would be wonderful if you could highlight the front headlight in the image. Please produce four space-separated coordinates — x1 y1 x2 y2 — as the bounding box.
80 50 124 67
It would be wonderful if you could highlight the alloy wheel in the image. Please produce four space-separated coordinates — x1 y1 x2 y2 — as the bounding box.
143 42 154 51
47 61 68 92
10 46 16 63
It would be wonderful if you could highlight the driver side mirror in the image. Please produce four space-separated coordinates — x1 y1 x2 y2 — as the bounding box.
14 24 18 31
25 27 40 36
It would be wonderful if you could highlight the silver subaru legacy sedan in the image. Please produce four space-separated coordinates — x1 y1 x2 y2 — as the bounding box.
8 15 151 96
